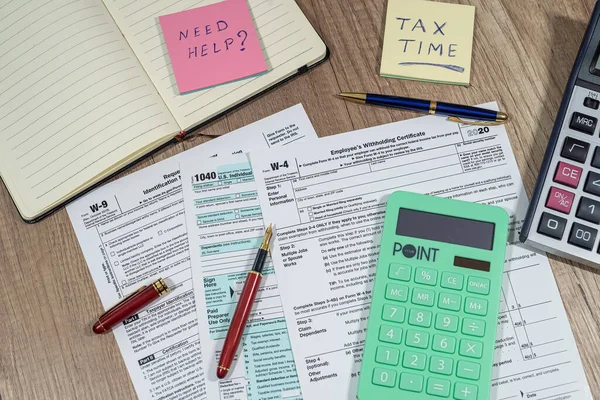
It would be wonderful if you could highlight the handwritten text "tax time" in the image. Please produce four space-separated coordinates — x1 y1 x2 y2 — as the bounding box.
396 18 457 57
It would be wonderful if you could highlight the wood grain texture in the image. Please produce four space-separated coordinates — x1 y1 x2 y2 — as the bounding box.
1 0 600 398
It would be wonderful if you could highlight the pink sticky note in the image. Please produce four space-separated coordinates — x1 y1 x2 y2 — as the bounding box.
159 0 267 94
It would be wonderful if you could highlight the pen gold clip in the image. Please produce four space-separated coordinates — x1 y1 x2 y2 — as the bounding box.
99 285 147 319
447 115 508 126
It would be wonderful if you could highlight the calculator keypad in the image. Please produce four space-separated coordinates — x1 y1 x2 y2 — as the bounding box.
530 86 600 260
371 263 493 397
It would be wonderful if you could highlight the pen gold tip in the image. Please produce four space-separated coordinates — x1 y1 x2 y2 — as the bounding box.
496 112 508 122
337 92 367 104
260 224 273 250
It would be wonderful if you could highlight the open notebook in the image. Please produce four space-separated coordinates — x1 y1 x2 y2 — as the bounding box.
0 0 327 222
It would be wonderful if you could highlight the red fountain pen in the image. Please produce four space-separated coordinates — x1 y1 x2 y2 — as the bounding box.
216 224 273 379
92 278 170 334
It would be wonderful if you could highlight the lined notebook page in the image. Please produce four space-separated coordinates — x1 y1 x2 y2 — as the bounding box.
103 0 326 129
0 0 180 219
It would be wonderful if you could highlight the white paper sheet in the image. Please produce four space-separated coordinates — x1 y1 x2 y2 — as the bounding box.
250 104 593 400
181 151 304 400
67 104 317 400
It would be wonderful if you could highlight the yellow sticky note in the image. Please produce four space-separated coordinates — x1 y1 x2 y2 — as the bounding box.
380 0 475 86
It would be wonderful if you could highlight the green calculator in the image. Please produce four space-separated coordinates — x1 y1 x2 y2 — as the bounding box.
358 191 509 400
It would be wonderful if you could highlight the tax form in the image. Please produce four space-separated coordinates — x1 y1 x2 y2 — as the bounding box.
181 151 303 400
67 105 317 400
250 104 593 400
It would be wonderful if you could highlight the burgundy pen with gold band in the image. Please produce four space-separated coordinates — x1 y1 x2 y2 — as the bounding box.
92 278 170 334
216 224 273 379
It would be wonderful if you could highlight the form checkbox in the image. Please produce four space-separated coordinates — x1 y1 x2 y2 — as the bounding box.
114 261 119 266
110 251 115 256
158 230 163 236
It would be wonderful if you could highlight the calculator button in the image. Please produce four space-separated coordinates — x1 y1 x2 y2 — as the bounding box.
412 287 435 306
456 361 481 380
537 212 567 239
592 147 600 169
399 372 424 392
466 276 490 295
459 339 483 359
584 171 600 196
554 161 582 188
561 136 589 163
429 355 453 375
576 197 600 224
427 377 451 397
379 325 402 344
389 263 411 281
546 186 574 214
435 313 459 332
382 304 406 323
405 329 430 349
464 297 488 316
402 351 427 371
408 309 433 327
570 111 597 135
453 382 478 400
584 96 600 110
461 318 486 337
438 292 461 311
568 222 598 250
372 367 396 388
375 346 400 366
385 283 408 302
432 334 456 354
415 267 437 286
440 272 464 290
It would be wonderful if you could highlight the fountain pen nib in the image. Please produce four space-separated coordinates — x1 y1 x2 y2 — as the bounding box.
260 224 273 251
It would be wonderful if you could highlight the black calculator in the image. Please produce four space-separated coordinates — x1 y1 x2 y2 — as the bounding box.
521 2 600 266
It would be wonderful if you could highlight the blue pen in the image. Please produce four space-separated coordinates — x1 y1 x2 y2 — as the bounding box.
337 92 508 126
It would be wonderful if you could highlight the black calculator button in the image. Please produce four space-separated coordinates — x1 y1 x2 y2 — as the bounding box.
570 112 597 135
584 171 600 196
537 212 566 239
592 147 600 169
568 223 597 250
584 97 600 110
561 137 589 163
576 197 600 224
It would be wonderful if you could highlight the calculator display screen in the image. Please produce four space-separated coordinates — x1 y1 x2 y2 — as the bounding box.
396 208 494 250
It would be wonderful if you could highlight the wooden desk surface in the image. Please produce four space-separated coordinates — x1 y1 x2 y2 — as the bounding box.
1 0 600 398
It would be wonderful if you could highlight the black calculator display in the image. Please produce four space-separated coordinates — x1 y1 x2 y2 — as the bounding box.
521 2 600 267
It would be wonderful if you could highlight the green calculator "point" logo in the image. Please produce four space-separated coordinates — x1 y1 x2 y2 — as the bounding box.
393 242 440 262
